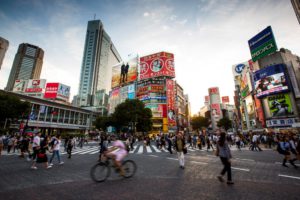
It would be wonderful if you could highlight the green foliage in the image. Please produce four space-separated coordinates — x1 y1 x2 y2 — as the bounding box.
94 116 113 131
191 115 209 130
111 99 152 133
0 92 31 122
217 117 232 131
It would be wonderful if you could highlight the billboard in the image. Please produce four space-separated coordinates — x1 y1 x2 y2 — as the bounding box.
13 80 28 92
267 94 294 117
222 96 230 104
111 57 138 89
57 83 70 100
239 64 253 98
254 64 289 98
232 62 247 77
145 104 167 118
211 103 221 116
25 79 46 93
44 83 59 98
166 79 176 126
208 87 221 104
139 52 175 80
248 26 278 62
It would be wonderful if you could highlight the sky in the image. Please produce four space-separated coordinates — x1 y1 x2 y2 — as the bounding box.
0 0 299 115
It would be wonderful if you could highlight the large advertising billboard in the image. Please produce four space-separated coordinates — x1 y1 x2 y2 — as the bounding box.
267 93 294 117
239 64 253 98
208 87 221 104
13 80 28 92
44 83 59 98
139 52 175 80
57 83 70 100
111 57 138 89
248 26 278 62
25 79 46 93
222 96 230 104
166 79 176 127
211 103 221 117
254 64 289 98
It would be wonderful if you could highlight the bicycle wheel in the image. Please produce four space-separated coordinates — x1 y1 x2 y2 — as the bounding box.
90 162 110 182
122 160 137 178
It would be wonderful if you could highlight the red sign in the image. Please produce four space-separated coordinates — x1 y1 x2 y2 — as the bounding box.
254 95 266 127
211 103 221 116
222 96 230 103
209 87 219 95
44 83 59 98
139 52 175 80
149 85 164 93
166 79 176 126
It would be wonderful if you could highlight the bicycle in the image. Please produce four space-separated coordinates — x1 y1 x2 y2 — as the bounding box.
90 157 137 182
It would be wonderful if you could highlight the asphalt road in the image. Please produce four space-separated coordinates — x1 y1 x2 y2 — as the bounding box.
0 142 299 200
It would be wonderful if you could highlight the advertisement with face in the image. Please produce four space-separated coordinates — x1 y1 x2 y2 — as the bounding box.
239 66 253 98
267 93 294 118
139 52 175 80
222 96 229 104
111 57 138 89
57 83 70 100
254 64 289 98
166 79 176 127
211 103 221 117
25 79 46 93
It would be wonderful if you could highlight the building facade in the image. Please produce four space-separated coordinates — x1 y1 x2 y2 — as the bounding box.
291 0 300 24
0 37 9 70
77 20 122 114
5 43 44 91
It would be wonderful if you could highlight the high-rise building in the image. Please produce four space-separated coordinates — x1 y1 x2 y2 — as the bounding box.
77 20 122 113
291 0 300 24
5 43 44 91
0 37 9 70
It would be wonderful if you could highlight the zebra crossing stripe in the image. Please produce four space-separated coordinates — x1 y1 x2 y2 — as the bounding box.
146 146 152 153
137 145 143 154
90 150 100 154
73 148 95 155
160 148 168 152
129 145 138 154
188 148 196 152
78 148 98 154
151 145 161 153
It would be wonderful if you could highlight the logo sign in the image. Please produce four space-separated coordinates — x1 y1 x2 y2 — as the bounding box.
166 79 176 127
222 96 230 104
44 83 59 98
13 80 27 92
139 52 175 80
266 118 296 127
254 64 289 98
267 94 293 118
232 62 249 77
248 26 278 62
235 64 245 74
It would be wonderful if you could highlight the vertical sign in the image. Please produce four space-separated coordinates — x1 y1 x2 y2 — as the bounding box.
166 79 176 127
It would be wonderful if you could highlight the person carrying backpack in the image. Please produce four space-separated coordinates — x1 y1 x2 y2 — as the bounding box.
278 135 298 168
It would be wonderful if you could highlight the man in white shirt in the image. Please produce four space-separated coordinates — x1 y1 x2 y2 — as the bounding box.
49 135 64 165
31 132 41 169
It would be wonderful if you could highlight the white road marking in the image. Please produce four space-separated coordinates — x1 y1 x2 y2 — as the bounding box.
79 148 98 154
146 146 152 153
234 158 255 162
190 161 208 165
278 174 300 180
137 145 143 154
148 155 158 158
151 145 162 153
167 157 178 161
231 167 250 172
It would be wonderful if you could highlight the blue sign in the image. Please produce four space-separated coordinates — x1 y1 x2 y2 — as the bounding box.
235 64 245 74
248 26 274 51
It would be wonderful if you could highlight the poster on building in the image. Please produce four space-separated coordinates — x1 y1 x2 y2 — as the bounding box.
254 96 265 127
232 62 248 77
267 94 294 117
111 57 138 89
25 79 46 93
57 83 70 100
166 79 176 126
139 52 175 80
254 64 289 98
211 103 221 117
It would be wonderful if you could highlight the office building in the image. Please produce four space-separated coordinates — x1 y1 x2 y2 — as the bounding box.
0 37 9 70
77 20 122 114
5 43 44 91
291 0 300 24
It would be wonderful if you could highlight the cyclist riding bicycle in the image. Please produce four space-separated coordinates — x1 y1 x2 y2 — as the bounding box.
104 135 128 176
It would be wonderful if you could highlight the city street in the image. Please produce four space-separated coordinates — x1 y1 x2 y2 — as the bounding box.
0 142 300 200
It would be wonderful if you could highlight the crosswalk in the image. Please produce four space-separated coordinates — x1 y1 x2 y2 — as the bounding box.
0 144 271 157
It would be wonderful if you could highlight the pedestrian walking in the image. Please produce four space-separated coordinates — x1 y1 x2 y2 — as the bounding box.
32 136 52 169
216 132 234 185
31 132 42 169
7 136 13 153
277 136 298 168
174 131 186 169
66 136 74 159
166 134 173 154
49 135 64 166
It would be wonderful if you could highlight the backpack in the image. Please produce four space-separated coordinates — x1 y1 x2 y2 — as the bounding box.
49 139 57 148
277 142 284 154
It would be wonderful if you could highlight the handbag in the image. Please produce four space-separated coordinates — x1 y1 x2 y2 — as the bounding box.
183 147 187 154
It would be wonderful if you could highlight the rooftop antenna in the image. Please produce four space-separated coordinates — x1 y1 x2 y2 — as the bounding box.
94 14 96 20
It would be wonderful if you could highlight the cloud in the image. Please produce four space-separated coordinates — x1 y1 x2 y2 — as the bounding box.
143 12 149 17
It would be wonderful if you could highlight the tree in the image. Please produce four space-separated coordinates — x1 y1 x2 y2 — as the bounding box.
111 99 152 133
217 117 232 131
191 115 209 130
94 116 113 131
0 92 31 125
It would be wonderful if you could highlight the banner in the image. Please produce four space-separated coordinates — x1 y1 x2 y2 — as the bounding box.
208 87 221 104
111 57 138 89
57 83 70 100
211 103 221 116
44 83 59 98
267 94 294 117
166 79 176 126
139 52 175 80
222 96 229 104
13 80 27 92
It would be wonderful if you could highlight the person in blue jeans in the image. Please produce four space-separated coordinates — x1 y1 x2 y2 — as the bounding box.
49 135 64 165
